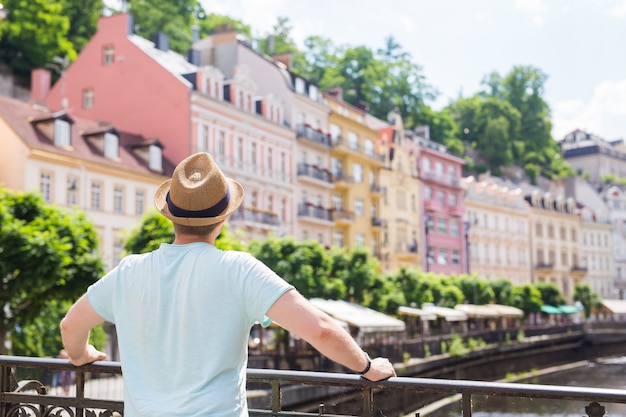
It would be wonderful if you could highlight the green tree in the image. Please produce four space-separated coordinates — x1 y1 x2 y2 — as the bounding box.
490 278 514 305
535 282 567 307
10 300 106 357
511 284 542 318
0 0 76 83
125 0 207 54
573 283 601 319
0 189 104 355
196 13 251 39
60 0 104 52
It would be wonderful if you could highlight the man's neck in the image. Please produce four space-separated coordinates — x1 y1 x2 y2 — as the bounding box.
172 235 215 245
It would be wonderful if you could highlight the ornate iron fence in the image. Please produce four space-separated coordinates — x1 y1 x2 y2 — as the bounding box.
2 355 626 417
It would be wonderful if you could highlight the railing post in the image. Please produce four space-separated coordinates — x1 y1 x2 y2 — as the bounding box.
75 368 85 417
462 392 472 417
362 386 374 417
271 380 281 413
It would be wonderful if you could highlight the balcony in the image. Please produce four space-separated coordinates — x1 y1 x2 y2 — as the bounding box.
296 124 332 148
2 355 624 417
230 206 280 227
297 163 333 185
333 172 354 189
370 183 387 197
331 136 386 164
298 203 333 223
419 171 461 188
334 209 355 224
371 217 385 228
535 262 555 271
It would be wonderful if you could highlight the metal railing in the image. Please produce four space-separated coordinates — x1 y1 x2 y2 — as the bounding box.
2 355 626 417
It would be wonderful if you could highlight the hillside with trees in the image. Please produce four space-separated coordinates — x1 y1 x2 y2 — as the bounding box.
0 0 574 182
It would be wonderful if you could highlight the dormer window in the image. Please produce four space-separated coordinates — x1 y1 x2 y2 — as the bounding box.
149 144 163 171
54 119 71 147
309 85 318 101
104 132 119 159
295 78 305 94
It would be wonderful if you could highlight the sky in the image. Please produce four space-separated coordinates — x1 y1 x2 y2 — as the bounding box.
203 0 626 142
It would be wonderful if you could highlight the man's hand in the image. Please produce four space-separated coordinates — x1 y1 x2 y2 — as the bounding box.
361 357 396 381
69 344 107 366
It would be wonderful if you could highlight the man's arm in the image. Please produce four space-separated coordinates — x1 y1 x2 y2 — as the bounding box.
266 289 396 381
60 294 108 366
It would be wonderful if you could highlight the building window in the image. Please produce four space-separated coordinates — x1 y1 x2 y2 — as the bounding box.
355 198 364 216
67 176 78 206
113 239 123 267
54 119 71 147
437 190 445 204
347 132 358 150
91 182 102 210
198 125 209 152
547 225 554 239
135 190 145 216
333 229 344 247
364 139 374 156
397 190 406 210
535 223 543 237
332 193 343 211
40 172 52 203
427 246 435 264
82 88 94 109
423 158 431 173
353 163 363 182
113 186 124 214
451 249 460 265
450 220 459 236
218 131 226 156
424 186 432 200
437 248 448 265
149 145 162 171
449 193 457 206
437 218 447 234
355 233 365 247
560 227 566 240
103 45 115 65
104 132 119 159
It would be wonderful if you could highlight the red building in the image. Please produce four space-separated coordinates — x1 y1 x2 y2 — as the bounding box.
411 130 467 274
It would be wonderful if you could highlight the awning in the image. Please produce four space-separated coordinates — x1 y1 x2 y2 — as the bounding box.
422 304 468 322
558 305 581 314
484 304 524 318
602 299 626 314
309 298 406 333
540 305 561 314
454 304 501 318
397 306 437 321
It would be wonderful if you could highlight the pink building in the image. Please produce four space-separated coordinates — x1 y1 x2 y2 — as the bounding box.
410 130 467 275
42 13 296 240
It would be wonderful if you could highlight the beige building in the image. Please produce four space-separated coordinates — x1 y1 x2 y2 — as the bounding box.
525 189 585 301
377 111 421 273
0 95 172 270
462 175 531 285
579 207 614 298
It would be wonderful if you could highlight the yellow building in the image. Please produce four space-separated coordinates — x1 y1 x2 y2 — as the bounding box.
324 89 386 256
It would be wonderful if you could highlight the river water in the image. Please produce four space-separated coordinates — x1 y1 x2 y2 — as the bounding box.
429 356 626 417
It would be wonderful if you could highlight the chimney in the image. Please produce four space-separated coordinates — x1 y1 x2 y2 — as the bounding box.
30 69 51 104
191 25 200 43
153 32 169 51
272 52 292 69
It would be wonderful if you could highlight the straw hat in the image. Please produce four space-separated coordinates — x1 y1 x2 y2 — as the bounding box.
154 152 244 226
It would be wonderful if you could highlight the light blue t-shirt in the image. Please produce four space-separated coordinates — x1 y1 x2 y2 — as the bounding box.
87 242 293 417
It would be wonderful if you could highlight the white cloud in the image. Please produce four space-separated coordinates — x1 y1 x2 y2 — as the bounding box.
552 79 626 140
514 0 549 26
605 0 626 17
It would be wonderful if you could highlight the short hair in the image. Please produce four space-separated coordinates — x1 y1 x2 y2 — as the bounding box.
173 222 222 237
